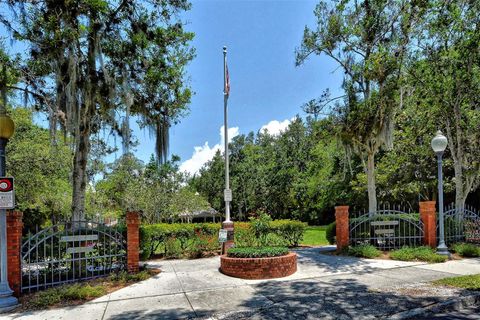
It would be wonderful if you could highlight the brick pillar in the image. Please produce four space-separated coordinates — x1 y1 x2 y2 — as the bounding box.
7 211 23 297
420 201 437 248
335 206 349 252
126 212 140 273
221 221 234 255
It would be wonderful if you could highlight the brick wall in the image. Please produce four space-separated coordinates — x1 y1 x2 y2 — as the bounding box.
220 252 297 279
335 206 350 252
126 212 140 273
420 201 437 248
7 211 23 297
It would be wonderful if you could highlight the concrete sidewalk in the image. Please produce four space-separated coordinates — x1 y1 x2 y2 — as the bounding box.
2 247 480 320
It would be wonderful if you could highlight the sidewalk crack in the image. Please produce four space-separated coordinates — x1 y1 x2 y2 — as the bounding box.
171 261 197 318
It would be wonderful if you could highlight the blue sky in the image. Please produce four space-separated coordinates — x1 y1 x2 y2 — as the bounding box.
2 0 344 173
165 0 344 174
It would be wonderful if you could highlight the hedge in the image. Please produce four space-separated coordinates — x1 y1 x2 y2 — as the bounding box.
139 219 306 260
227 246 289 258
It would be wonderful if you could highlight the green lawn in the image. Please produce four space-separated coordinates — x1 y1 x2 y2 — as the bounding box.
433 274 480 290
301 225 329 246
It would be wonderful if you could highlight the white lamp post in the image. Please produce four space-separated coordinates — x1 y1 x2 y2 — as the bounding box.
431 130 449 256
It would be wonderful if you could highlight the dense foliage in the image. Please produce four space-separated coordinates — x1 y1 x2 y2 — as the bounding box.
94 154 210 223
227 247 289 258
138 219 306 260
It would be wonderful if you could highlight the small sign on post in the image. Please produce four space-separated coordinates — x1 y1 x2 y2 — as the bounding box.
0 177 14 209
224 189 232 202
218 229 228 243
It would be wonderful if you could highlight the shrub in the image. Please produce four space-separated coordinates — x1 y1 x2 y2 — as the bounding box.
346 245 381 258
325 222 336 245
249 212 272 247
390 246 447 263
234 222 256 247
164 237 182 258
270 220 307 247
451 243 480 257
139 223 222 260
227 246 289 258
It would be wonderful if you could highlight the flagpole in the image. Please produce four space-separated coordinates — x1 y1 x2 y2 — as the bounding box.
221 46 234 255
223 46 231 223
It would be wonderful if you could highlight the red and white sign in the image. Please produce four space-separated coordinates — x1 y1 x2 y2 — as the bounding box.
0 177 15 209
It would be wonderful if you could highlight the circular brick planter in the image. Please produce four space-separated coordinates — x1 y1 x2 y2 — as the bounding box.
220 252 297 279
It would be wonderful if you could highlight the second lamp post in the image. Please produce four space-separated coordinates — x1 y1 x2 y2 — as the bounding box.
431 130 449 256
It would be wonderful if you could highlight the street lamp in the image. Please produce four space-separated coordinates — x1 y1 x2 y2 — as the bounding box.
431 130 449 256
0 113 18 312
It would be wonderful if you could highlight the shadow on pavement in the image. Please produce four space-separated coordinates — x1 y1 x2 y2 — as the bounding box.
294 248 384 275
232 277 445 319
107 308 201 320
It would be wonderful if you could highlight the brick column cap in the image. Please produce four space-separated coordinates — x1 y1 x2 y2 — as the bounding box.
335 206 349 218
7 211 23 219
126 211 140 224
419 201 436 213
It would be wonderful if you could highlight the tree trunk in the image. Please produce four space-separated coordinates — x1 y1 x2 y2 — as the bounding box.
71 129 90 222
366 152 377 215
454 162 466 210
71 15 97 223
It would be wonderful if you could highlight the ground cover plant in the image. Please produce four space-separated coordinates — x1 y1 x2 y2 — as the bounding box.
18 270 158 311
433 274 480 290
450 243 480 257
390 247 447 263
227 246 289 258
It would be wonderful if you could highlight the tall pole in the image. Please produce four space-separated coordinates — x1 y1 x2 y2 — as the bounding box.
221 46 234 254
436 151 449 255
223 46 230 222
0 78 18 311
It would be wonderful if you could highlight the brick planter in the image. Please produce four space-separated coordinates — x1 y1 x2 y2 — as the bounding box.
220 252 297 279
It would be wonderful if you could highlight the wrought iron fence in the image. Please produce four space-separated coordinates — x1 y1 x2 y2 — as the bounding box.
21 219 126 293
349 205 424 250
440 204 480 245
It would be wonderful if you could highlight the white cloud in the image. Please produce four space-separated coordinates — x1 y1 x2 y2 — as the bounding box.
180 118 292 175
260 119 291 136
180 125 239 175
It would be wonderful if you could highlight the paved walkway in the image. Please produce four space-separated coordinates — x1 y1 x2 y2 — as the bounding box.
3 247 480 319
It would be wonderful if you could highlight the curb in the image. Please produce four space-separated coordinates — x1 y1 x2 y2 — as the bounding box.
389 292 480 319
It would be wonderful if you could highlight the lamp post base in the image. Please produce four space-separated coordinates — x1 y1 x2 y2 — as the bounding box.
0 294 18 313
436 243 450 257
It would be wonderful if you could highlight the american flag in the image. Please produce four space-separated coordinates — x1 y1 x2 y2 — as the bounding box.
225 63 230 97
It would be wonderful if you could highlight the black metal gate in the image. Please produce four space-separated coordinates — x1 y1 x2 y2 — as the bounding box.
349 207 424 250
21 220 126 293
440 204 480 245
